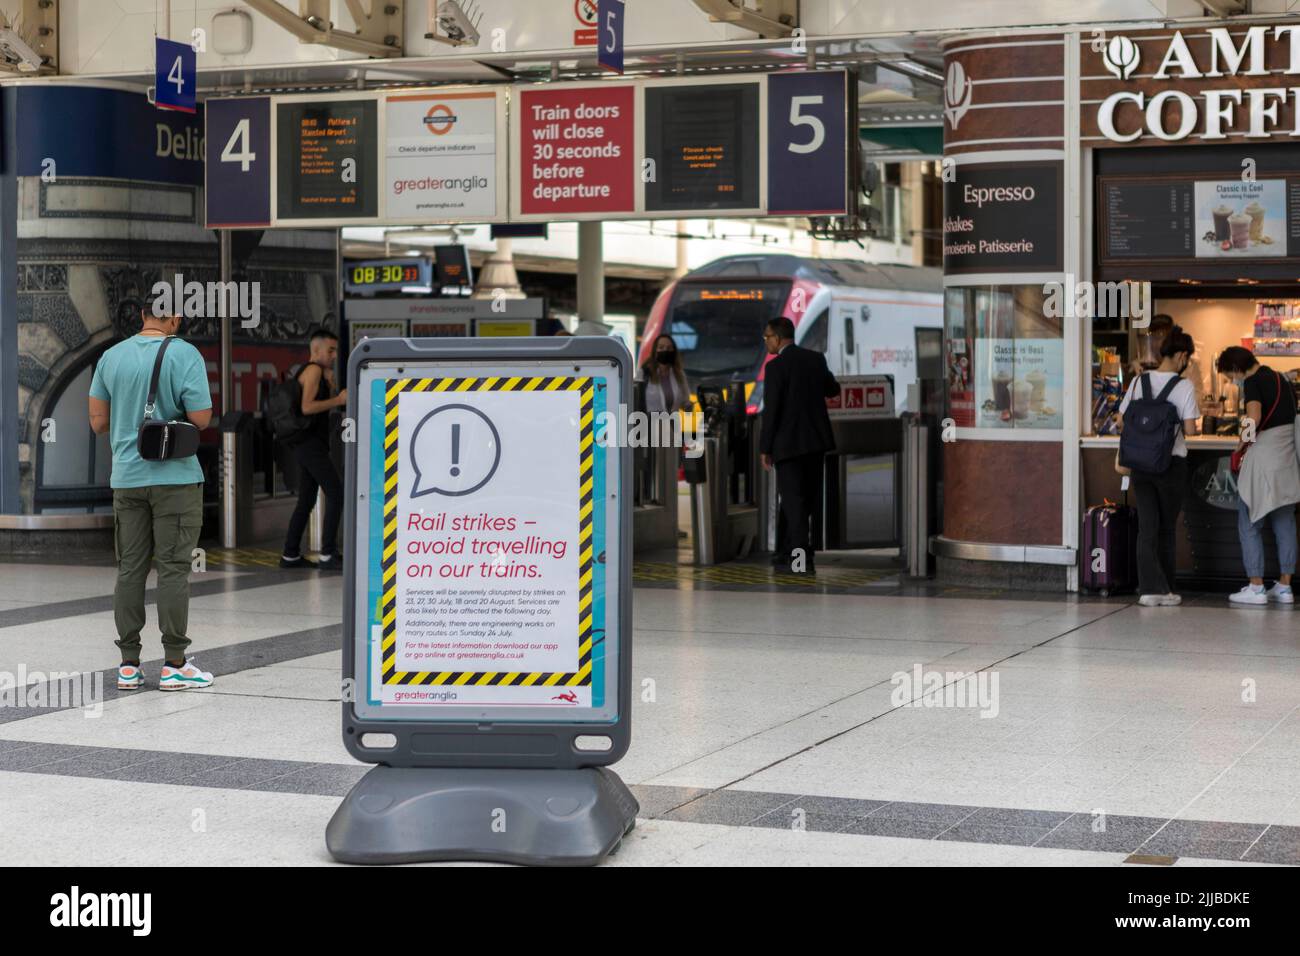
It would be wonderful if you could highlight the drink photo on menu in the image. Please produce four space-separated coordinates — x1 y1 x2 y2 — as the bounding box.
1194 179 1286 258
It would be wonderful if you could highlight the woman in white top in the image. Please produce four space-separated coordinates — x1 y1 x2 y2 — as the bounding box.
1117 326 1201 606
641 333 691 415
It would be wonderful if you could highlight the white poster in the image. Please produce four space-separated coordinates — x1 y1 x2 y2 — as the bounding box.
974 338 1063 429
1194 179 1286 258
385 91 501 221
382 381 590 707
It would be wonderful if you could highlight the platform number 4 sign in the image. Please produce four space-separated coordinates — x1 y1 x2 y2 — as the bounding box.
205 98 272 228
598 0 624 74
155 37 196 113
222 119 256 172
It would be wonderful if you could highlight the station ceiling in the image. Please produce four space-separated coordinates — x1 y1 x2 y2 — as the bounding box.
10 34 943 158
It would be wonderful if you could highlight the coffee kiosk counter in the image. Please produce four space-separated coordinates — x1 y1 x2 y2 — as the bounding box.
1079 435 1240 450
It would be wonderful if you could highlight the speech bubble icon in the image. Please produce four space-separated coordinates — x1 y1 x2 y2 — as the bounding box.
410 403 501 498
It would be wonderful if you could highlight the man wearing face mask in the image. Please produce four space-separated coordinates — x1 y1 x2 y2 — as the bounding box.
1217 346 1300 606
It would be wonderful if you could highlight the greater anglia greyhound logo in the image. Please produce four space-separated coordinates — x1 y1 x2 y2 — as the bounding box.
1103 35 1141 80
944 61 973 129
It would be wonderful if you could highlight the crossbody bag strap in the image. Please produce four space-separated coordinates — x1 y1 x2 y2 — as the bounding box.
1262 369 1284 428
142 336 174 420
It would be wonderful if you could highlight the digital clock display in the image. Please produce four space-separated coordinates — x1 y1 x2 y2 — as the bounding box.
344 258 432 294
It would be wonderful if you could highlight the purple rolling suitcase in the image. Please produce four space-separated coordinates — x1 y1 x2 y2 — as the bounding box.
1080 496 1138 595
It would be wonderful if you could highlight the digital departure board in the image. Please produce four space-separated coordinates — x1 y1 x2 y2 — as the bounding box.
343 257 432 294
643 82 759 213
434 244 473 293
276 97 379 221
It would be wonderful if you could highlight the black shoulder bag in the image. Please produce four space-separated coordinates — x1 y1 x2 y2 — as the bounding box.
136 336 200 461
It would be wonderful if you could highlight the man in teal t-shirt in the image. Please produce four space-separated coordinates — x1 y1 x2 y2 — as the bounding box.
88 309 217 692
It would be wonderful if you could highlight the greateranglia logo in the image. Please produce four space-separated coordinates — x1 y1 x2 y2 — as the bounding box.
1102 35 1140 81
944 60 973 130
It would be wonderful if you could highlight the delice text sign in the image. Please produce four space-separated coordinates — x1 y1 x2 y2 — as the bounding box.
384 89 507 223
515 83 636 218
1086 24 1300 145
943 161 1064 274
345 337 630 757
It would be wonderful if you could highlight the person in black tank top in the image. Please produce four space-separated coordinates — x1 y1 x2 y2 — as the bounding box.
1218 346 1299 605
281 328 348 570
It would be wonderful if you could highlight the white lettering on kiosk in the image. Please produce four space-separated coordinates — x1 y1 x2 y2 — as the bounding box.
1099 25 1300 142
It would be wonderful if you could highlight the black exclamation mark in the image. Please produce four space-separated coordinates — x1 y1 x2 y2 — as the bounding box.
450 424 461 477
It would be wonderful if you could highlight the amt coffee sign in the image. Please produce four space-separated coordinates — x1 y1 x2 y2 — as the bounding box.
943 162 1063 275
1086 24 1300 144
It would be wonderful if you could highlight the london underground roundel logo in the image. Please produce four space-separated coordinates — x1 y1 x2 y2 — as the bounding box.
423 103 458 135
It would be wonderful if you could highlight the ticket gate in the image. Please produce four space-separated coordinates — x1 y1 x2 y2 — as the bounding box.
686 384 760 565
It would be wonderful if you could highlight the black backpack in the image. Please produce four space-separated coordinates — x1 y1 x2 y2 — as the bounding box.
1119 373 1183 474
267 364 312 440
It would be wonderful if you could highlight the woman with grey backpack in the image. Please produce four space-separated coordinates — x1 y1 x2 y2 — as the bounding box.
1217 346 1300 606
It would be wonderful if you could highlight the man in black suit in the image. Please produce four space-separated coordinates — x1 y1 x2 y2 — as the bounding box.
760 317 840 574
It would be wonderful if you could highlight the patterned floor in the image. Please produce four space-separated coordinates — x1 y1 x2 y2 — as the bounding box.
198 547 902 593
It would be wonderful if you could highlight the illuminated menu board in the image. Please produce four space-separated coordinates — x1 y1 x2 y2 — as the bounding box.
276 98 378 221
644 82 759 212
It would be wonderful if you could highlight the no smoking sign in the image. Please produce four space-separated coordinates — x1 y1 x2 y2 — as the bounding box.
574 0 597 45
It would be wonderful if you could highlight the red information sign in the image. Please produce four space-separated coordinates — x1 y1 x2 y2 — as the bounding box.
518 85 635 217
574 0 597 45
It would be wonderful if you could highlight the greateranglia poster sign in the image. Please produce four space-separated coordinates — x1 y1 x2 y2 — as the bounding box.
384 90 506 222
943 161 1064 274
356 367 615 715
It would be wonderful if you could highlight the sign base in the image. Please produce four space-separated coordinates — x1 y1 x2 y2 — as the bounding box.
326 765 639 866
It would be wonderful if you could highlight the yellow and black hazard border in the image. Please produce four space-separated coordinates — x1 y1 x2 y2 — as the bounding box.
379 375 595 689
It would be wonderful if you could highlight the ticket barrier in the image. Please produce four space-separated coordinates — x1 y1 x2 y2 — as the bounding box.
818 413 935 575
685 385 758 566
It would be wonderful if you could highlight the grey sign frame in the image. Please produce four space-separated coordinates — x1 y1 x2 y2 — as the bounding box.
341 336 633 770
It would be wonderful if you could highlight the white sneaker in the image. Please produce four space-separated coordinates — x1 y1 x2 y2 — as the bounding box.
1266 582 1295 604
159 659 214 691
1138 594 1164 607
116 663 144 690
1158 593 1182 606
1229 584 1268 606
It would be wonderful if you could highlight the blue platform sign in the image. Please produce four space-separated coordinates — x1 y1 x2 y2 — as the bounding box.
598 0 624 74
155 37 196 114
205 97 271 228
767 71 848 215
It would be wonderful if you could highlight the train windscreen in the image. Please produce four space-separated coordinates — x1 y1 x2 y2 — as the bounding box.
666 281 791 385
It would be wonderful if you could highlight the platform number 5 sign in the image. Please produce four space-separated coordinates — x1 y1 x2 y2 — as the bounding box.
598 0 624 74
155 37 196 114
